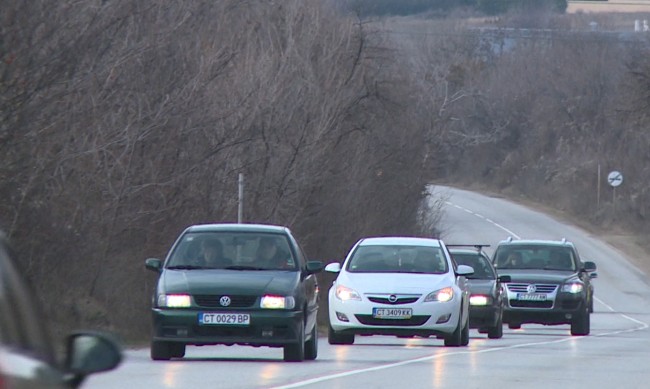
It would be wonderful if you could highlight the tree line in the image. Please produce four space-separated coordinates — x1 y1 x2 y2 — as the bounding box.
2 1 649 340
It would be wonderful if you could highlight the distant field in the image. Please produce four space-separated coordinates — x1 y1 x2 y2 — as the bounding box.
568 0 650 13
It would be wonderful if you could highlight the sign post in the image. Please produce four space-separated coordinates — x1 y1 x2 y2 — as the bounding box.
607 170 623 209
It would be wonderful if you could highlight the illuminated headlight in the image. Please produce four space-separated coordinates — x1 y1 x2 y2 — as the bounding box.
335 285 361 301
562 283 584 293
261 295 296 309
158 294 191 308
425 287 454 302
470 295 491 306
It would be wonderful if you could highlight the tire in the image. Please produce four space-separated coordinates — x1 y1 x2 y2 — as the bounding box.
304 323 318 360
151 340 172 361
284 324 305 362
589 295 594 313
328 324 355 345
571 307 590 336
171 343 186 358
444 315 463 347
460 315 470 346
487 313 503 339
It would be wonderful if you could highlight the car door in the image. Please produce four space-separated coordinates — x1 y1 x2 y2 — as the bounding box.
293 240 319 331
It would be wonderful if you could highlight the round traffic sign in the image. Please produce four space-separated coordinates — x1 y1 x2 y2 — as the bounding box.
607 171 623 187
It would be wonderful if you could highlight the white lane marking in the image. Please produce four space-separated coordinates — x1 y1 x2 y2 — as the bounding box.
271 310 648 389
444 201 521 239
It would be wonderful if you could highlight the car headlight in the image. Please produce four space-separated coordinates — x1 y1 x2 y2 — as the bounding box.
335 284 361 301
260 295 296 309
158 294 191 308
469 295 491 306
425 287 454 302
562 283 584 293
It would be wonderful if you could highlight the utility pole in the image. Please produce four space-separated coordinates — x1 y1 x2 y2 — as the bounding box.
238 173 244 223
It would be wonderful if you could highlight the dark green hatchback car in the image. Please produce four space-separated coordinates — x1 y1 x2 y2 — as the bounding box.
145 223 324 362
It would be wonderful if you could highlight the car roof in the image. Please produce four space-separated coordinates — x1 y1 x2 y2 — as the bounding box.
185 223 291 234
496 238 575 247
357 236 443 247
448 248 488 255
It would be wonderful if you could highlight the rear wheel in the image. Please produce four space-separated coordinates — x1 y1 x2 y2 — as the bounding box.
571 307 590 336
487 313 503 339
151 340 172 361
304 324 318 360
328 323 354 345
284 324 305 362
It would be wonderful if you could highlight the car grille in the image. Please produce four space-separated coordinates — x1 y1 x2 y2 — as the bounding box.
193 295 257 308
506 283 558 293
354 315 430 326
367 297 419 305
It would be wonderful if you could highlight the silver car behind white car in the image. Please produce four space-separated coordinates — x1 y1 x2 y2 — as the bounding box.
325 236 474 347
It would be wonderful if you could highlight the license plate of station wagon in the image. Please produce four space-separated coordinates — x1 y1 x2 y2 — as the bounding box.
373 307 413 319
199 312 251 325
516 293 547 301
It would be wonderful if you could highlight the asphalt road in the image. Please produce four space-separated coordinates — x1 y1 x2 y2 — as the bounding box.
85 186 650 388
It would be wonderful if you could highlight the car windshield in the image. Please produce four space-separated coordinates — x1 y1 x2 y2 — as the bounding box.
451 252 496 279
165 231 297 270
493 245 576 271
346 245 448 274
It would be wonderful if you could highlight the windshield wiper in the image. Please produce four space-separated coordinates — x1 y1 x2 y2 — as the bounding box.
166 265 206 270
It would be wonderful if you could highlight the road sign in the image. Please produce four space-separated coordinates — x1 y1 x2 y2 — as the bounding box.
607 171 623 187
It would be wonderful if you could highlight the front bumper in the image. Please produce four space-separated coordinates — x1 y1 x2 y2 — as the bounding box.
151 308 304 347
503 289 587 325
328 296 461 337
469 305 500 328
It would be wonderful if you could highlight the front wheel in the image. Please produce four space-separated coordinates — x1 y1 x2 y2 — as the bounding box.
487 312 503 339
444 314 463 347
284 324 305 362
571 307 590 336
328 323 354 345
304 323 318 360
151 340 172 361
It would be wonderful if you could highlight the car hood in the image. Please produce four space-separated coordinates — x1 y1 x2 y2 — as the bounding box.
338 272 452 294
496 269 577 284
159 269 299 295
467 279 496 295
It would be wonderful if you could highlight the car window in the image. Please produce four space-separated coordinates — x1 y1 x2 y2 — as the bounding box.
451 252 496 279
166 232 297 270
347 245 448 274
494 245 576 271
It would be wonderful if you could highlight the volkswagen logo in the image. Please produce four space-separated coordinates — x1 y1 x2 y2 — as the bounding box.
219 296 232 306
527 284 537 293
388 294 398 303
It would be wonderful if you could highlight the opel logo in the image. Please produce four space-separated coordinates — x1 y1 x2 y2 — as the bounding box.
220 296 231 306
388 294 398 303
527 284 537 293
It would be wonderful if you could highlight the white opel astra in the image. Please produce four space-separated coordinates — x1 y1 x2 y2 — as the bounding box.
326 237 474 347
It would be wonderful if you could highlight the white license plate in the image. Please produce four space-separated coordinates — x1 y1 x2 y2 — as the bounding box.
199 312 250 326
373 307 413 319
517 293 547 301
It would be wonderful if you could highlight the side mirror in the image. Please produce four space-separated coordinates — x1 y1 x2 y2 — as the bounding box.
305 261 324 274
456 264 474 276
498 275 511 283
583 261 597 273
325 262 342 273
64 332 122 387
145 258 162 272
